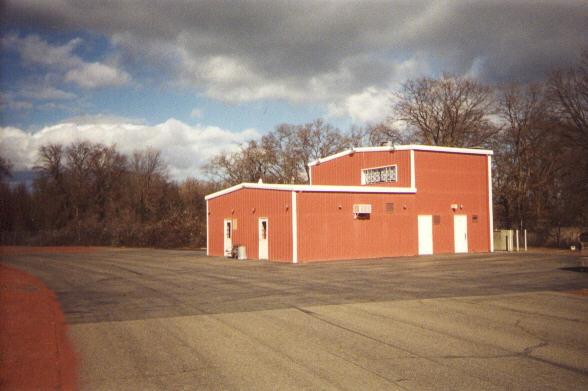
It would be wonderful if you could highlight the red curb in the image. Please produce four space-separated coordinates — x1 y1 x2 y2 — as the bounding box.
0 264 77 390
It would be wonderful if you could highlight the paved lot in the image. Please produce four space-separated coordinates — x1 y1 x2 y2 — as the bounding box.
2 249 588 390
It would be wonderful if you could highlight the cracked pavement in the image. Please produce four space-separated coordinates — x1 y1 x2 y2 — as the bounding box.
2 249 588 390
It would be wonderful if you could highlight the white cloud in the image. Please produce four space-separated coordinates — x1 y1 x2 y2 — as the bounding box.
328 87 395 124
2 34 82 69
0 118 259 180
65 62 131 89
4 1 587 124
0 93 33 111
4 33 131 90
20 86 77 101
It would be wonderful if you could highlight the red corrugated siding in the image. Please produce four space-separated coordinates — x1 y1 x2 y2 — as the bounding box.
414 151 490 253
311 150 412 187
208 189 292 262
297 192 417 262
296 151 490 262
207 149 491 262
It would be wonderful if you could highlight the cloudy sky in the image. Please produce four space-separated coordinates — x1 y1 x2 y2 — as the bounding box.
1 0 587 180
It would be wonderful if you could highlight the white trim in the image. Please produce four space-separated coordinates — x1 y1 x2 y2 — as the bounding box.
487 155 494 252
291 191 298 264
205 183 246 200
361 164 398 185
206 183 417 200
308 144 493 167
410 150 416 189
206 200 209 256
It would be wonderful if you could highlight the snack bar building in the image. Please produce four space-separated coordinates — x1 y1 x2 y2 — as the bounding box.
205 145 493 263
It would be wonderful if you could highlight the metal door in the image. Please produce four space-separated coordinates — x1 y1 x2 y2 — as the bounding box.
258 218 269 260
224 219 232 257
418 215 433 255
454 215 468 253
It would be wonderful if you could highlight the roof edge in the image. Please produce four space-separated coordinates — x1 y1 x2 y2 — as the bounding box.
308 144 493 167
205 183 417 200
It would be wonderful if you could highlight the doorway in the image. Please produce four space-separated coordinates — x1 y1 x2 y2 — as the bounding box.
418 215 433 255
224 219 232 257
258 218 269 260
454 215 468 253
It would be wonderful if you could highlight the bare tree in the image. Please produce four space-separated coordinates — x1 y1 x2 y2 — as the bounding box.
394 75 498 147
205 119 349 185
547 49 588 227
294 119 347 180
90 144 128 221
0 155 14 233
204 139 282 185
0 155 12 183
34 144 69 228
362 123 407 146
130 148 168 222
66 141 94 225
494 83 559 230
36 144 64 182
548 50 588 151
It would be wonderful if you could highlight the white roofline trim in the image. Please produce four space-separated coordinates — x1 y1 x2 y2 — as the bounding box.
308 144 493 167
205 183 417 200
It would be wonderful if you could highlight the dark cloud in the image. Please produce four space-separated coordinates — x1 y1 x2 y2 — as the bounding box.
5 1 588 103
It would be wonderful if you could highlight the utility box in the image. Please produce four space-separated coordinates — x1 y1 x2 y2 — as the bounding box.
237 245 247 260
494 230 514 251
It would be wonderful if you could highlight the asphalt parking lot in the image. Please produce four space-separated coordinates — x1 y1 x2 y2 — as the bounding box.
2 249 588 390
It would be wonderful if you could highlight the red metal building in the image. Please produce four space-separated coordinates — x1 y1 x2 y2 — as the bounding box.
205 145 494 263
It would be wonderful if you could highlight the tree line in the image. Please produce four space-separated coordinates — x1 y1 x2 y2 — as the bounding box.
1 51 586 247
0 144 216 247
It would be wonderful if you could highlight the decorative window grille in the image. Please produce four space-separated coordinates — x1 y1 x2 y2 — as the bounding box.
361 165 397 185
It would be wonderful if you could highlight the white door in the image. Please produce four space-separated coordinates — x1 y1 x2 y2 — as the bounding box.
223 219 232 257
258 218 269 260
454 215 468 253
418 215 433 255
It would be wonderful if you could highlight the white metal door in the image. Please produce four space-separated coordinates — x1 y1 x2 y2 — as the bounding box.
223 219 232 257
418 215 433 255
258 218 269 260
454 215 468 253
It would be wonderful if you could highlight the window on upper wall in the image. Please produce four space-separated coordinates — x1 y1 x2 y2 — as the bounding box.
361 165 397 185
